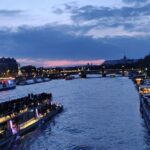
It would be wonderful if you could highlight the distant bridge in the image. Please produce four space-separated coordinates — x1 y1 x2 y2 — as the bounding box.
48 68 141 78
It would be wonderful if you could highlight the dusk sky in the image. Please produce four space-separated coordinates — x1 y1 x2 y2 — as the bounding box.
0 0 150 67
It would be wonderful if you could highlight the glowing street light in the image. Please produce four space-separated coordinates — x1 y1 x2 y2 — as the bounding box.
145 68 148 78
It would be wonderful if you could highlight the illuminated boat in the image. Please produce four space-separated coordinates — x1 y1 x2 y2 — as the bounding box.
0 93 63 148
133 75 145 86
139 84 150 97
0 77 16 91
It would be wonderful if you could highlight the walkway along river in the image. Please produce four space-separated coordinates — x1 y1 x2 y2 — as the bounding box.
0 76 149 150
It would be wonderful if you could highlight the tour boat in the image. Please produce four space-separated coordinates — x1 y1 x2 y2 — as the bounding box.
0 93 63 148
0 78 16 91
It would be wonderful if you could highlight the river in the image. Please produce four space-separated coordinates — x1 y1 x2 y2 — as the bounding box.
0 76 149 150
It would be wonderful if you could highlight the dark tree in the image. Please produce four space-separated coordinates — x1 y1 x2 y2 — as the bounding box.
20 65 37 78
0 57 19 77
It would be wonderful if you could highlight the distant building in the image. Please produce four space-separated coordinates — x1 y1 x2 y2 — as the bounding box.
103 55 139 66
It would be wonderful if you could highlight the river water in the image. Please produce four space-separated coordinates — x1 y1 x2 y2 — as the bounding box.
0 76 149 150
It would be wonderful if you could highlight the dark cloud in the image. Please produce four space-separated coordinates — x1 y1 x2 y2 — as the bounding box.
52 8 63 15
60 3 150 33
69 4 150 21
105 37 150 58
0 25 149 61
0 10 23 16
122 0 148 4
0 26 123 60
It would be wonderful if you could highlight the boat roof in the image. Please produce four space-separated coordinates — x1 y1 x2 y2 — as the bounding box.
0 77 15 80
0 92 52 105
0 93 52 117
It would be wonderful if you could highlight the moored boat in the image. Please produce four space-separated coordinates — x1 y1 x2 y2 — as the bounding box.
18 79 35 85
139 79 150 98
142 79 150 86
0 93 63 148
18 78 51 86
0 77 16 91
133 75 145 87
25 79 35 85
65 75 75 80
140 94 150 131
79 72 86 78
34 78 43 83
108 74 116 78
139 85 150 97
43 78 50 82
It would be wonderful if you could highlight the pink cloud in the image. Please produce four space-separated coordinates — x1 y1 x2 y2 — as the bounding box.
44 60 104 67
17 58 104 67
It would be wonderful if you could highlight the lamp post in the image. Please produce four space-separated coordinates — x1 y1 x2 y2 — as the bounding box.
145 68 148 79
122 65 125 76
102 66 106 77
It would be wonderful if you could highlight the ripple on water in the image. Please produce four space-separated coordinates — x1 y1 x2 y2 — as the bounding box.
62 126 84 134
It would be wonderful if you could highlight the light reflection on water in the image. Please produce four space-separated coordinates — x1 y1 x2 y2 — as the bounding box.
0 76 150 150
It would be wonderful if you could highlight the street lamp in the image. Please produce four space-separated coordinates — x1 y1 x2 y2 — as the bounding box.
145 68 148 78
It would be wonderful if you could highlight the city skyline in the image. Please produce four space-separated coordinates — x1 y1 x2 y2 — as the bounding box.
0 0 150 67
